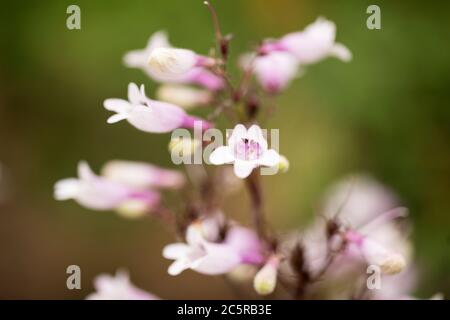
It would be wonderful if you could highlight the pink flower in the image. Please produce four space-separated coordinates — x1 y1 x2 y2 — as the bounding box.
209 124 280 179
54 161 160 215
101 160 185 190
260 17 352 65
103 83 212 133
86 270 159 300
241 52 300 94
123 31 224 90
163 216 264 276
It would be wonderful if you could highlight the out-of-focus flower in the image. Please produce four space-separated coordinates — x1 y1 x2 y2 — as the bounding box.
101 160 185 190
54 161 160 215
241 52 300 94
274 155 290 173
253 255 280 295
168 136 202 158
123 31 224 90
104 83 212 133
156 84 213 109
148 47 215 78
322 175 399 227
296 176 411 298
163 215 264 276
260 17 352 65
86 270 159 300
345 226 406 275
209 124 280 179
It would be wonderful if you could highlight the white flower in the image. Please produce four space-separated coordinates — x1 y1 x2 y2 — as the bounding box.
156 84 212 109
163 215 264 276
123 31 224 90
123 30 171 72
104 82 211 133
252 52 301 93
209 124 280 179
86 270 158 300
261 17 352 64
54 161 160 214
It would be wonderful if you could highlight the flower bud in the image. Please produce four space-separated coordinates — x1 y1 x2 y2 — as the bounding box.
169 137 202 158
116 199 151 219
277 155 290 173
156 84 212 109
148 48 197 76
253 255 280 296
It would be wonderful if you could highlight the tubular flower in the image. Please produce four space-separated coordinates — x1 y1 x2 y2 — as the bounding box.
260 17 352 64
241 52 300 94
101 160 185 190
148 47 215 78
253 255 281 295
103 83 212 133
209 124 280 179
123 31 223 90
54 161 160 215
86 270 159 300
156 84 213 110
163 216 264 276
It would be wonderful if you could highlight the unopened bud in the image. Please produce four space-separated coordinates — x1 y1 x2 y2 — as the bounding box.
253 255 280 295
156 84 212 109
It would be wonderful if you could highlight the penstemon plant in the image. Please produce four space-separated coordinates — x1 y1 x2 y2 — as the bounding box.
54 2 441 300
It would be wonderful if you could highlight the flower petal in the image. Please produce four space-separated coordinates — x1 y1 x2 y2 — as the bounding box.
233 160 255 179
209 146 234 165
168 259 190 276
329 43 352 62
163 243 191 259
128 82 143 105
258 149 280 167
247 125 268 150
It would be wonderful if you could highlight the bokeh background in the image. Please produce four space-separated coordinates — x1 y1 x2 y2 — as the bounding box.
0 0 449 299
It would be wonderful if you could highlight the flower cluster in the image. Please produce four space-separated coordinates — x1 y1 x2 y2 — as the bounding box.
55 2 441 300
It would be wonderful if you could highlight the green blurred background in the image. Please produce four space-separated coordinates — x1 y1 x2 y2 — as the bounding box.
0 0 449 299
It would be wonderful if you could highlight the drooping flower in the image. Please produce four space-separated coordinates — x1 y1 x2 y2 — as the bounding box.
209 124 280 179
253 255 281 295
101 160 185 190
54 161 160 216
86 270 159 300
123 31 224 90
260 17 352 65
241 52 300 94
163 215 264 276
103 83 212 133
156 84 213 109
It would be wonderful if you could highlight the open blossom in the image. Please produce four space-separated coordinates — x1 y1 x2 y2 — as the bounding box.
260 17 352 64
103 82 212 133
209 124 280 179
156 84 213 109
86 270 159 300
163 215 264 276
101 160 185 190
123 31 223 90
241 52 300 94
54 161 160 216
